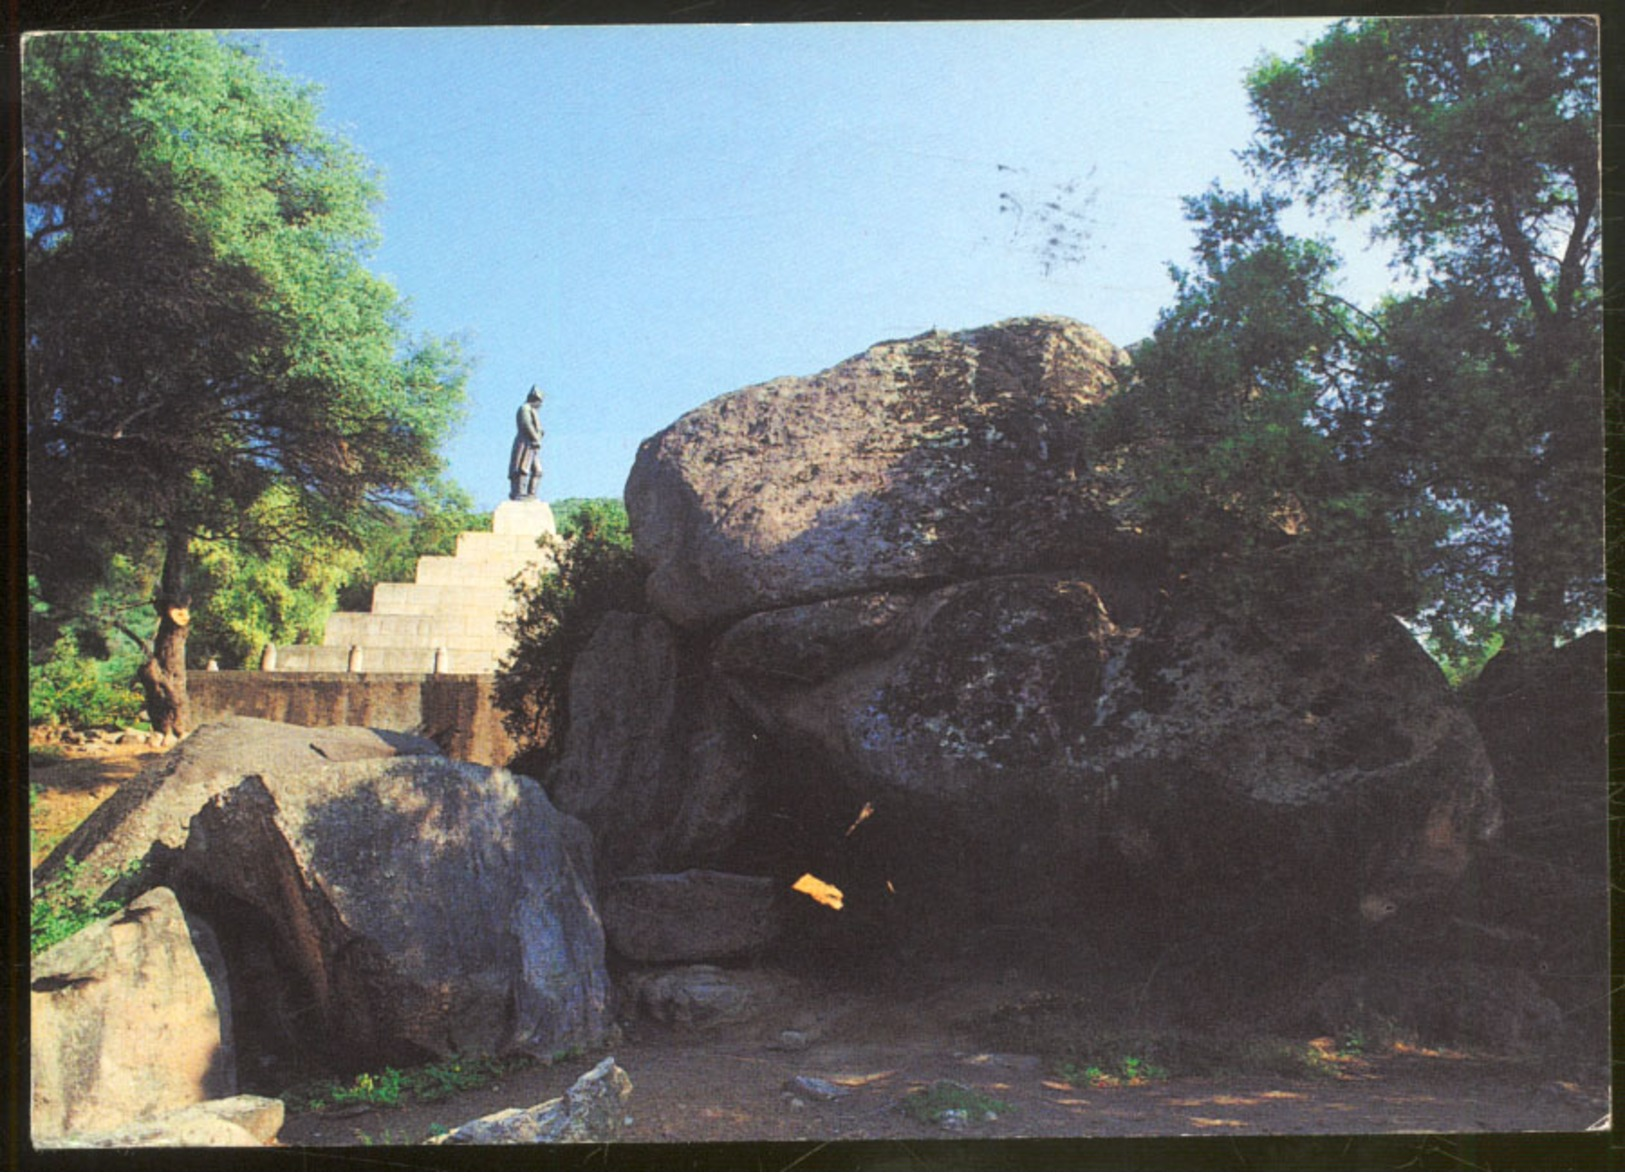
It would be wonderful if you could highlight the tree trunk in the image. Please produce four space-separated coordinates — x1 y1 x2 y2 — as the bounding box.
1506 493 1562 655
137 529 191 742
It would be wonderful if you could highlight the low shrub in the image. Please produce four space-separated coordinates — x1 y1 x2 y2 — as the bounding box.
495 500 644 764
1054 1054 1170 1089
328 1067 405 1109
901 1081 1012 1128
32 857 142 953
29 637 144 730
283 1052 544 1115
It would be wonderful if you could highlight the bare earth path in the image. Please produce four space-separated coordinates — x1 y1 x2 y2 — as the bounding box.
28 740 165 867
276 1015 1610 1150
29 746 1614 1162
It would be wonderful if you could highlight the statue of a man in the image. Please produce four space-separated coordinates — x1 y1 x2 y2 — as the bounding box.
509 385 544 500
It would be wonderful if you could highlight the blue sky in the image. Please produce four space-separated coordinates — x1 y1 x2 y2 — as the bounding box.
255 20 1397 508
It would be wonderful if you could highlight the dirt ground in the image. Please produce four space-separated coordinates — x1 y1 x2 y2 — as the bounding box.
28 739 165 867
28 744 1616 1162
273 988 1611 1151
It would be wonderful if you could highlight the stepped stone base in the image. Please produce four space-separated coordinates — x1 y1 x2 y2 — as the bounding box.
270 499 559 675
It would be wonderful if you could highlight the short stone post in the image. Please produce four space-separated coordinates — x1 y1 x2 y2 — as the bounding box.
433 646 451 675
260 644 277 671
347 645 365 673
205 658 220 672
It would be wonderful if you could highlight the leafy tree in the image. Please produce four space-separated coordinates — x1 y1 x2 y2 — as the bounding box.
495 500 643 765
187 488 366 668
1245 17 1602 651
1093 187 1414 619
28 556 162 730
550 497 625 535
25 32 469 736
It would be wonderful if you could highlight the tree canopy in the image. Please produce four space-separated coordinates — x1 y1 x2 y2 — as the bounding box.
1093 186 1411 619
1100 17 1601 658
24 31 470 731
1245 16 1602 651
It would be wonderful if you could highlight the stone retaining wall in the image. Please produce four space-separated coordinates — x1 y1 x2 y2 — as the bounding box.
188 672 518 767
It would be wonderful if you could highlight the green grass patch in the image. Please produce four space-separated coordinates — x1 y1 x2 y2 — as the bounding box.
1053 1054 1170 1089
900 1081 1012 1128
282 1051 550 1115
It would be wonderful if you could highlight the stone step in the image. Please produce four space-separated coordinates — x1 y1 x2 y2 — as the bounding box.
414 552 553 588
455 531 555 562
266 645 351 672
255 504 566 676
324 612 507 649
272 645 502 674
372 582 519 616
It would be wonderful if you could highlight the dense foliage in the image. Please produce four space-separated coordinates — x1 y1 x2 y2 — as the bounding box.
1092 186 1410 617
1248 17 1601 653
495 500 644 763
550 498 623 535
178 485 362 668
334 481 491 614
25 32 470 732
1097 17 1600 658
28 635 146 730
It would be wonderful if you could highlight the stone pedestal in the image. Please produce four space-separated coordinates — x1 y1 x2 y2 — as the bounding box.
494 498 557 535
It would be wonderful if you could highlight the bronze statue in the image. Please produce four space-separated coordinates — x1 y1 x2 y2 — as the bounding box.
509 385 544 500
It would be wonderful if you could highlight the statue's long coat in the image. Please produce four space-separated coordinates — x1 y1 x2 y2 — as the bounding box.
510 403 543 479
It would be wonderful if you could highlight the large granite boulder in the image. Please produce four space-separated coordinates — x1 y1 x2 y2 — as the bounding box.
601 871 782 963
1467 630 1606 873
546 611 764 878
1098 585 1502 919
173 755 610 1074
626 316 1145 628
1463 630 1609 1037
576 318 1504 963
715 575 1117 802
709 568 1497 940
35 717 440 902
32 888 236 1142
